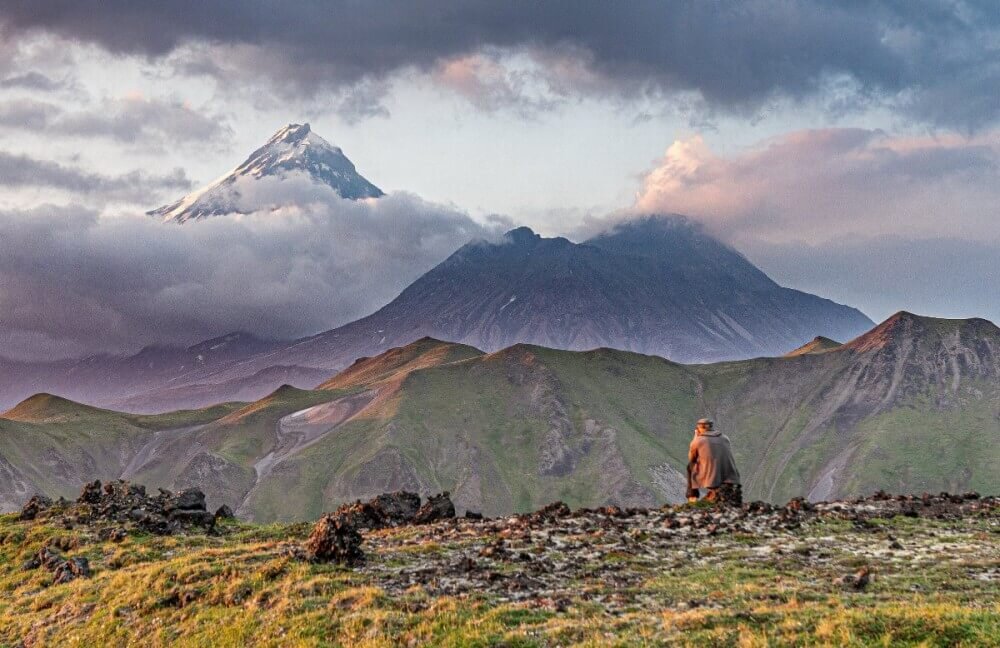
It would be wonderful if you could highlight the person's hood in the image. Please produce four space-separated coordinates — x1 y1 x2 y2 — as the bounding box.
697 430 722 437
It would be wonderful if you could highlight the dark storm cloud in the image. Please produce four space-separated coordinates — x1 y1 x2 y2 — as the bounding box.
0 150 191 201
1 1 998 129
0 187 504 360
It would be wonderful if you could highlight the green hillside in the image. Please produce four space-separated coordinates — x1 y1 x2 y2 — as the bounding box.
2 313 998 520
0 396 244 511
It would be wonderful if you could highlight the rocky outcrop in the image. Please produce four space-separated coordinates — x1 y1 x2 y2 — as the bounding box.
331 491 455 531
19 494 53 521
304 514 364 564
414 492 457 524
304 491 457 564
333 491 423 530
23 546 91 585
20 479 228 537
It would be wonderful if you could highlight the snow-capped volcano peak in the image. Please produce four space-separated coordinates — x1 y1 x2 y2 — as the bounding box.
148 123 384 223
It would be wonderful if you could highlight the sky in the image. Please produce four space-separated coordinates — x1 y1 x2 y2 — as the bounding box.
0 1 998 359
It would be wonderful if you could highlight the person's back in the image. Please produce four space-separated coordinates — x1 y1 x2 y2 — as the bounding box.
687 418 741 504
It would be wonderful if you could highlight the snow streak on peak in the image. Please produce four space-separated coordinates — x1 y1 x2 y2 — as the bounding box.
148 123 384 223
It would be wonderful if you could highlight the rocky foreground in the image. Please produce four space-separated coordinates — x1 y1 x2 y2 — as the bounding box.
1 484 998 646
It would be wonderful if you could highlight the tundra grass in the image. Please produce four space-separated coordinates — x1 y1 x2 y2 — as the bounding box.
1 513 997 647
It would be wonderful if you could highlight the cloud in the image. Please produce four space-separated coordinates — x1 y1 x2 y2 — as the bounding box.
0 70 63 91
2 2 998 129
0 94 230 146
0 150 191 202
0 97 57 129
634 128 1000 244
0 186 503 361
625 127 1000 324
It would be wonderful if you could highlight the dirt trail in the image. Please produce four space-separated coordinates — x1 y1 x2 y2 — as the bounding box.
236 390 376 516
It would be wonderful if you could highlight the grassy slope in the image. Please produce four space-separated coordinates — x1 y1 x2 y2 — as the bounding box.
4 317 999 519
1 510 997 646
0 396 245 502
251 346 700 519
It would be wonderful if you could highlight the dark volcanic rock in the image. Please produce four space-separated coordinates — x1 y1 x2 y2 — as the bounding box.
27 546 91 585
33 479 215 536
214 504 235 520
78 480 103 504
529 501 571 522
305 514 364 564
19 494 53 521
334 491 424 530
414 492 456 524
371 491 422 525
165 487 206 512
168 509 216 527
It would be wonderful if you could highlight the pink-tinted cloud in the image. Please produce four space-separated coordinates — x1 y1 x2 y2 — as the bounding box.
635 128 1000 244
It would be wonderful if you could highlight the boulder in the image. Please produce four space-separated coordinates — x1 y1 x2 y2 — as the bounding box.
19 494 53 521
706 483 743 507
168 509 216 529
27 546 91 585
414 492 456 524
529 501 571 522
165 488 207 512
333 491 422 530
304 514 363 564
78 480 103 504
371 491 422 525
214 504 235 520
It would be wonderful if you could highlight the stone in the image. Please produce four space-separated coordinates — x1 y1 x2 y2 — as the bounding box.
78 480 103 504
19 494 53 521
33 546 91 585
414 492 456 524
168 509 216 528
304 514 364 564
165 488 207 512
334 491 423 530
99 527 128 542
371 491 422 525
214 504 235 520
529 501 571 522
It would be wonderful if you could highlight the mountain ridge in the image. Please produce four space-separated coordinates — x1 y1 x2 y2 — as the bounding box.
0 217 874 413
3 310 995 519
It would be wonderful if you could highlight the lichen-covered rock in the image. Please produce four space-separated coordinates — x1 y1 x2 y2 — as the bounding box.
168 509 216 527
304 514 363 564
706 483 743 507
27 479 215 536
